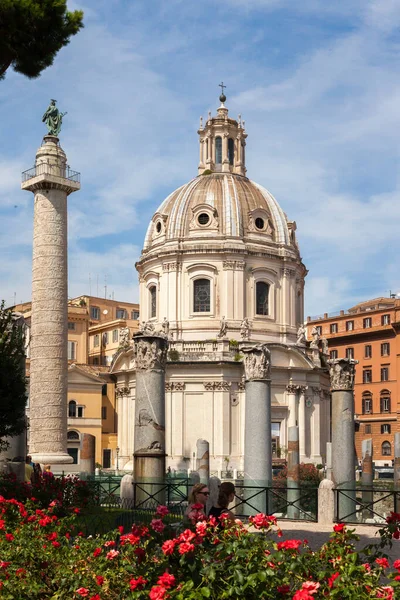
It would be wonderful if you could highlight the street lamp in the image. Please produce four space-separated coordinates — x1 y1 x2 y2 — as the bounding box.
116 446 120 473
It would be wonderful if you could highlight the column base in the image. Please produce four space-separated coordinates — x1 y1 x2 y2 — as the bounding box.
31 452 73 465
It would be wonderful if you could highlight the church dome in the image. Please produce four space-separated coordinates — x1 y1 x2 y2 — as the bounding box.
143 173 292 252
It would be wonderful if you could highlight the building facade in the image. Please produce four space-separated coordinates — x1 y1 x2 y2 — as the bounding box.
111 95 331 474
307 297 400 466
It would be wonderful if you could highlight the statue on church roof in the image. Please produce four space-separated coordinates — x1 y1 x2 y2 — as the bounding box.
42 99 67 136
218 316 228 338
296 323 307 346
240 318 251 340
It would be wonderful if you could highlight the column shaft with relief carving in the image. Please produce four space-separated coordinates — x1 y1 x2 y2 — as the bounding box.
241 344 272 511
133 334 168 481
328 358 358 521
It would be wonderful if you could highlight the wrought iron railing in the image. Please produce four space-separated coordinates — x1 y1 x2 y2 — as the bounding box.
335 487 400 523
21 164 80 183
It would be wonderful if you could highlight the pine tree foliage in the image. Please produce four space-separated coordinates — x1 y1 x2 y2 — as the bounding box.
0 0 84 80
0 301 27 451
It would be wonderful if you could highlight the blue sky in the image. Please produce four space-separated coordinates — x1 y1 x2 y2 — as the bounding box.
1 0 400 316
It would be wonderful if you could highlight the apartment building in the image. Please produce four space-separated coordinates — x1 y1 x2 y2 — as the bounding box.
307 297 400 465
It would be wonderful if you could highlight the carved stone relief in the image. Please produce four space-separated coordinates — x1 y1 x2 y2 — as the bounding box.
286 384 297 394
327 358 358 391
165 382 186 391
203 381 232 391
241 344 271 380
134 336 168 372
116 386 130 398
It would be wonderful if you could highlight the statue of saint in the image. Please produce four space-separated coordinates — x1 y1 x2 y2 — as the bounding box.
240 318 251 340
310 326 320 349
218 316 228 338
296 324 307 346
42 99 67 136
162 317 170 336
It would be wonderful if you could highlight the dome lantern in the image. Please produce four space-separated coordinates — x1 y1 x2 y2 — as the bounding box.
198 86 247 177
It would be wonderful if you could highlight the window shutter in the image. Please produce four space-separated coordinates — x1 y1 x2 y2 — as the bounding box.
380 397 383 413
388 397 391 413
362 398 365 414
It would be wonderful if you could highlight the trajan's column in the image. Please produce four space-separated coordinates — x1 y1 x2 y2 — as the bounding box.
21 100 80 465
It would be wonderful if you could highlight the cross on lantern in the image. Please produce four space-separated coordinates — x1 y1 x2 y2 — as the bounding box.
219 81 226 95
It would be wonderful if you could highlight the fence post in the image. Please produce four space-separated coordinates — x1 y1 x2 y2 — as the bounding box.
318 479 334 525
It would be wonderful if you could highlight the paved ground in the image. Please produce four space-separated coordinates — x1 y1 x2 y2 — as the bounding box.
273 519 400 563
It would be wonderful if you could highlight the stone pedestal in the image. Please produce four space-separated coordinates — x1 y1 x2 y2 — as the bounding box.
22 136 80 465
242 344 271 514
133 333 168 483
328 358 358 522
80 433 95 474
287 426 300 519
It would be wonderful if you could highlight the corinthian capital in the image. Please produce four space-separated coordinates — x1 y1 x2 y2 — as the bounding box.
134 334 169 372
241 344 271 381
327 358 358 391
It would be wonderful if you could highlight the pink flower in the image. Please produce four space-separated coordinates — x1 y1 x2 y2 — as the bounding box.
195 521 208 537
130 576 148 590
149 586 167 600
76 589 89 597
106 549 119 560
376 557 390 569
156 505 169 517
151 518 165 533
104 540 115 547
301 581 320 594
162 539 177 555
178 542 195 554
362 563 371 572
157 572 176 589
250 513 277 529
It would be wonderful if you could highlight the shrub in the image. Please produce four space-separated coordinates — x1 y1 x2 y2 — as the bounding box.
168 349 180 361
1 496 400 599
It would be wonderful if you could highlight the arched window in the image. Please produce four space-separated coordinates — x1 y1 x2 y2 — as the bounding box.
193 279 211 312
228 138 234 165
149 285 157 318
68 400 76 418
380 390 391 413
67 430 80 441
362 392 372 415
256 281 269 315
215 137 222 164
382 441 391 456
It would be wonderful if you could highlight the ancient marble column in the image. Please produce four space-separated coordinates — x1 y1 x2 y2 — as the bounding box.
287 426 300 519
242 343 271 514
286 383 297 428
328 357 358 522
298 385 307 460
197 439 210 485
361 438 373 521
133 333 168 482
22 135 80 465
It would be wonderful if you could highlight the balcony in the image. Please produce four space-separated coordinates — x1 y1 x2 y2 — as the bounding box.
22 164 80 184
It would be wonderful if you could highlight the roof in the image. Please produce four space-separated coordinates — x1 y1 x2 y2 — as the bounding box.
143 173 292 251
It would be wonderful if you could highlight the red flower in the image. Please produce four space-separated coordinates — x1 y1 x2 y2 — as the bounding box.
333 523 345 533
0 562 10 569
134 547 146 562
52 541 61 548
118 525 124 533
5 533 14 542
377 587 394 600
156 505 169 517
15 568 26 578
93 548 102 557
328 572 340 588
178 542 195 554
157 572 176 589
162 539 177 555
149 585 167 600
96 575 104 586
277 585 290 593
178 529 196 543
130 576 148 590
376 557 390 569
393 559 400 570
76 589 89 597
151 518 165 533
90 595 101 600
250 513 277 529
277 539 302 551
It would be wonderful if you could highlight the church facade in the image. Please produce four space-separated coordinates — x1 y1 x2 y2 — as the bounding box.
111 95 331 473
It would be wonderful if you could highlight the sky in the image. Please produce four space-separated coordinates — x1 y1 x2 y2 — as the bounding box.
1 0 400 317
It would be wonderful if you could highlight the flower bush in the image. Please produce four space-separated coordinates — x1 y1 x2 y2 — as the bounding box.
0 494 399 599
0 472 95 513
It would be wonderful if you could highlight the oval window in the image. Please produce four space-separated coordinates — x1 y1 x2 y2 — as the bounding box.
156 221 162 233
198 213 210 226
255 217 264 230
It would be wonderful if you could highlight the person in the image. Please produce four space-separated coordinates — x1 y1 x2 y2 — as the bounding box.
208 482 236 523
24 455 34 483
184 483 209 525
43 464 52 473
32 462 42 484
